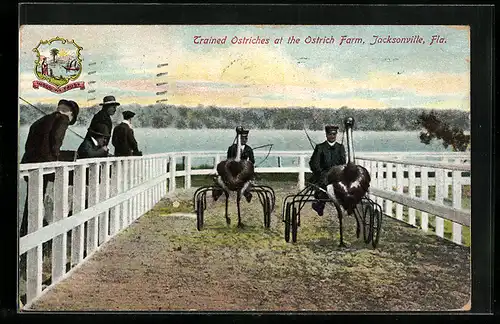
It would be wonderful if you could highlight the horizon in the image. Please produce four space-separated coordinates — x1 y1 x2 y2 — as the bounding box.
20 25 470 111
19 102 468 112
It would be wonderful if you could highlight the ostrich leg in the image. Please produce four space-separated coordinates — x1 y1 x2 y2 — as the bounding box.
338 211 347 248
332 201 347 248
236 191 244 228
354 208 361 239
225 191 230 225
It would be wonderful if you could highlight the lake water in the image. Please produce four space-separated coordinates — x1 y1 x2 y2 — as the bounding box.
18 126 449 160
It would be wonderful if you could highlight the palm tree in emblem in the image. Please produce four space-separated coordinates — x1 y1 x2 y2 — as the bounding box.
50 48 59 63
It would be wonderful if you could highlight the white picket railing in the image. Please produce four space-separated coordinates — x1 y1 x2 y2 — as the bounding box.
355 157 471 246
18 150 470 309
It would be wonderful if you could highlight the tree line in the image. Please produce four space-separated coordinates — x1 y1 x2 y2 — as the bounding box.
19 103 470 132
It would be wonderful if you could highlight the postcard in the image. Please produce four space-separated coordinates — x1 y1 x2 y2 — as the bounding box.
18 23 471 312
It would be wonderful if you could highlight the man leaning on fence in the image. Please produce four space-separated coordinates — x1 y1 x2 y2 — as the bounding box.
20 99 80 237
77 124 112 159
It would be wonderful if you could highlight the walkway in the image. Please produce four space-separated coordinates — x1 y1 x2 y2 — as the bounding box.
25 187 470 312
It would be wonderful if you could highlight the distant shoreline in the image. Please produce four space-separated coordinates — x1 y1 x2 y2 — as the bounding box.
19 104 470 132
17 125 470 134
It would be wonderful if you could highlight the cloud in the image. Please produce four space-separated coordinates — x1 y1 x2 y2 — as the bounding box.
423 97 470 110
102 79 158 92
19 25 470 110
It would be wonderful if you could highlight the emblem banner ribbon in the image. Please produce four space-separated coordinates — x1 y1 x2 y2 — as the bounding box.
32 81 86 94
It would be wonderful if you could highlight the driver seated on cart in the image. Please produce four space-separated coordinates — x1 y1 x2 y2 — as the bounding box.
308 125 346 216
212 128 255 203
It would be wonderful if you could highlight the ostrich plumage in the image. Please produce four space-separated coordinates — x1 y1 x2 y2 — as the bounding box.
216 159 254 192
326 162 371 215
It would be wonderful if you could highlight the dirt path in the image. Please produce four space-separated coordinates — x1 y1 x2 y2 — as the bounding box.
27 186 471 312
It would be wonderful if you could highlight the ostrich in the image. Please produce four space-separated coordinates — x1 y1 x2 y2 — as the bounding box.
214 126 256 228
323 117 371 247
193 127 276 230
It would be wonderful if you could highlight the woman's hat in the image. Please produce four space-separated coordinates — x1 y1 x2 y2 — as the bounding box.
58 99 80 125
99 95 120 107
88 124 111 137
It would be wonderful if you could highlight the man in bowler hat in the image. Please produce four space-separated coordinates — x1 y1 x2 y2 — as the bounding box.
112 111 142 156
20 99 80 236
77 124 112 159
309 125 346 216
226 129 255 164
86 95 120 145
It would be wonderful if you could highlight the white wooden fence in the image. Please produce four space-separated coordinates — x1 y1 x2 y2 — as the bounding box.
18 150 470 309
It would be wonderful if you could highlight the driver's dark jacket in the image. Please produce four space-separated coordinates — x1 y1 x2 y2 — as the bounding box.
309 141 346 186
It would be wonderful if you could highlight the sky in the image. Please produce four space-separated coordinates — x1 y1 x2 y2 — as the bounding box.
19 25 470 110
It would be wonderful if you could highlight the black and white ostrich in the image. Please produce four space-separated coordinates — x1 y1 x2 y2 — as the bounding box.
193 127 275 230
323 117 371 247
214 126 255 228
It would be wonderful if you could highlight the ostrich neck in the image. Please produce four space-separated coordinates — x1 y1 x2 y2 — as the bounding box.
345 126 355 164
235 135 241 162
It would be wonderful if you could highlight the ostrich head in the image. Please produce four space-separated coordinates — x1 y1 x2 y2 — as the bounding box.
343 117 356 164
235 126 244 161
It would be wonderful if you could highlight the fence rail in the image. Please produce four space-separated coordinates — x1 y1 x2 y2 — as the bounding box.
18 150 470 309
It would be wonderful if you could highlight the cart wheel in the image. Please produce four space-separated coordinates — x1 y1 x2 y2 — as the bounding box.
363 203 372 244
264 197 271 229
371 207 382 249
291 205 298 243
297 206 301 227
196 199 204 231
284 202 291 242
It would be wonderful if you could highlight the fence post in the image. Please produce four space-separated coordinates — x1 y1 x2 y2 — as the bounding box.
140 158 146 215
109 160 122 236
452 170 463 244
71 164 86 267
162 157 168 197
52 165 69 282
369 160 377 201
87 163 100 254
408 165 416 226
170 155 177 193
99 162 110 244
385 162 393 217
153 158 158 204
277 156 282 167
214 154 221 171
134 158 140 219
25 168 44 305
129 159 136 222
298 155 305 190
395 163 404 221
146 158 152 211
420 167 429 232
184 154 192 189
376 161 384 208
434 168 445 238
121 159 129 229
